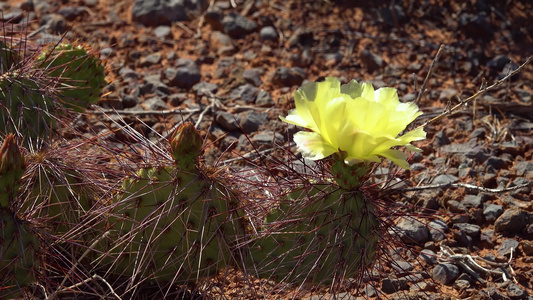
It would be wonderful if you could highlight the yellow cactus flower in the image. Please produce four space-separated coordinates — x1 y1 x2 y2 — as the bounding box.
280 77 426 169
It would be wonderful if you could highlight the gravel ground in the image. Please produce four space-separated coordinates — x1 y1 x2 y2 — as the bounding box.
2 0 532 299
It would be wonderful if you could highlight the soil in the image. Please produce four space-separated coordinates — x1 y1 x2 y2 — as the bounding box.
2 0 532 299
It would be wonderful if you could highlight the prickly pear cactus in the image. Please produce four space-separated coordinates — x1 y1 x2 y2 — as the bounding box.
36 42 106 111
0 134 26 208
0 73 55 143
0 208 40 298
96 123 245 285
246 183 379 285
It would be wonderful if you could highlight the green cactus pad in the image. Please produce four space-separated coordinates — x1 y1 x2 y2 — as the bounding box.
97 164 245 284
0 73 55 143
246 184 379 285
0 208 40 298
36 42 106 111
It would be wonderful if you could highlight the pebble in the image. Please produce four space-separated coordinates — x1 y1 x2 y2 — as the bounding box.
164 61 202 89
256 89 274 107
432 174 459 185
483 203 503 222
419 249 438 265
393 217 430 245
432 263 460 285
461 194 484 209
494 208 528 233
230 84 259 104
57 6 88 21
222 12 258 39
428 219 449 242
251 131 284 146
242 69 263 87
507 283 527 299
514 161 533 176
259 26 278 41
121 95 139 108
453 223 481 238
153 25 172 38
432 130 451 147
270 66 306 87
143 96 167 110
138 53 162 67
497 238 519 257
215 111 239 131
131 0 201 26
238 111 268 134
381 277 409 294
192 81 218 96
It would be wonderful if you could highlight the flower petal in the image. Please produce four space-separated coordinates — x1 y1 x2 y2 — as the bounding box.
293 131 337 161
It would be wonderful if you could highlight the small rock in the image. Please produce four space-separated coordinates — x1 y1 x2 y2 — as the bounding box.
391 260 414 274
230 84 259 104
381 277 409 294
215 111 239 131
419 249 438 265
393 217 430 245
204 10 224 31
122 95 139 108
453 223 481 237
507 283 527 299
256 89 274 107
487 55 512 71
259 26 278 41
439 89 458 101
515 161 533 176
57 6 88 21
192 81 218 96
498 239 519 257
428 219 449 242
222 12 258 39
468 128 486 139
432 263 460 285
242 69 263 87
168 93 187 107
251 131 284 146
270 66 305 87
483 203 503 222
154 25 172 38
165 61 202 89
494 208 528 233
238 111 268 134
520 240 533 256
453 279 470 290
143 96 167 110
138 53 162 67
432 174 459 185
433 130 451 147
131 0 201 26
462 194 484 209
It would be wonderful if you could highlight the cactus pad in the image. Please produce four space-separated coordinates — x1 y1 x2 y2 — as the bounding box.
36 42 106 111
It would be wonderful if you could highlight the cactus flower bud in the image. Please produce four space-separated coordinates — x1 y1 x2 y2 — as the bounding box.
169 122 203 170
